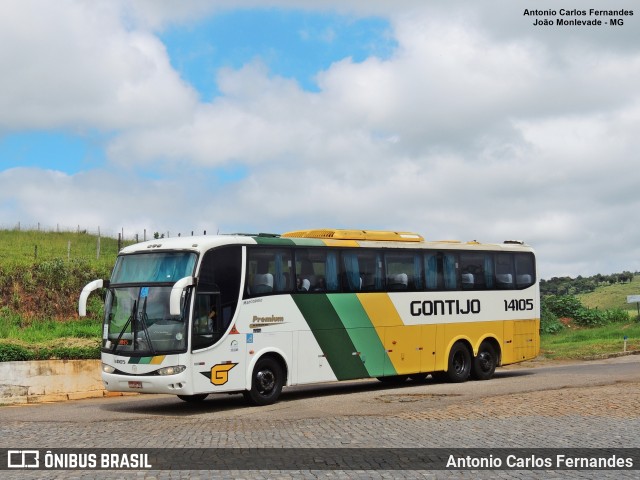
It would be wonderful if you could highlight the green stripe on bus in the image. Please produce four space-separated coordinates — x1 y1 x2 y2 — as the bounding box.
129 357 150 364
252 236 296 246
288 238 326 246
327 294 391 377
292 295 369 380
252 236 325 247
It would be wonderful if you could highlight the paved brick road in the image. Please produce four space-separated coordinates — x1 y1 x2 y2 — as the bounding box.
1 355 639 479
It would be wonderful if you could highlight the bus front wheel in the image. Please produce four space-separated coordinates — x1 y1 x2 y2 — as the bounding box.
244 357 284 406
472 341 497 380
446 342 471 383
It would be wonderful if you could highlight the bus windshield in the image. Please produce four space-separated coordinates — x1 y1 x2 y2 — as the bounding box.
103 252 197 355
111 251 197 284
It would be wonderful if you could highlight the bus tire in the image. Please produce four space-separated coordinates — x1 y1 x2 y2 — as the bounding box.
472 341 497 380
177 394 208 402
244 356 284 406
446 342 471 383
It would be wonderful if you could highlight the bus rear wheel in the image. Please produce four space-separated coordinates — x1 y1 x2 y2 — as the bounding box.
244 357 284 406
472 341 497 380
446 342 471 383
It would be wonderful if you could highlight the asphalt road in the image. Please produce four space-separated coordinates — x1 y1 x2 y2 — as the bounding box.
1 354 639 479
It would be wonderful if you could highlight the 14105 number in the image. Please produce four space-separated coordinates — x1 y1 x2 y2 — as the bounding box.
504 299 534 311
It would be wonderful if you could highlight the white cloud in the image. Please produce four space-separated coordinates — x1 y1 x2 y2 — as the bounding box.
0 167 209 238
0 0 197 131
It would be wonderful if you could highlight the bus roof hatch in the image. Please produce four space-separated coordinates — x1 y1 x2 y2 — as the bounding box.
282 229 424 243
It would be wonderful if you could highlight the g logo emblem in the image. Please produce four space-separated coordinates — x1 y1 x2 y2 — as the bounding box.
210 363 237 385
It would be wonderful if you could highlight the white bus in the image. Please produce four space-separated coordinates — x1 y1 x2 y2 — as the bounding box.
79 229 539 405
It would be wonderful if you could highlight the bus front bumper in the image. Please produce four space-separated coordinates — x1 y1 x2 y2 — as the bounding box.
101 371 192 395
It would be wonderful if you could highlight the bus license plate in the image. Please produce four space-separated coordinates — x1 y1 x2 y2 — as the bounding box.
128 381 143 389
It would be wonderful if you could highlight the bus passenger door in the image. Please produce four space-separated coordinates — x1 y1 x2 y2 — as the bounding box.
190 289 246 394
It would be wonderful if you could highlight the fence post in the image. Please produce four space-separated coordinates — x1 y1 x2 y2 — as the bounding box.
67 240 71 260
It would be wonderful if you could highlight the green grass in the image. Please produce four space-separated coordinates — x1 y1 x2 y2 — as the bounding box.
541 321 640 359
0 309 101 341
0 229 130 271
578 275 640 314
538 275 640 359
0 310 102 361
0 229 122 360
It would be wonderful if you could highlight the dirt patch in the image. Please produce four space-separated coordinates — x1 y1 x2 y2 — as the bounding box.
375 393 456 403
394 381 640 421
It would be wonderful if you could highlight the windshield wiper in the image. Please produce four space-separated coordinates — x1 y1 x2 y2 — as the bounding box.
112 299 136 354
137 296 156 355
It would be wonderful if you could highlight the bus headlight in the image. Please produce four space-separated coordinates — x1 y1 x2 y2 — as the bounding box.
156 365 186 376
102 363 116 374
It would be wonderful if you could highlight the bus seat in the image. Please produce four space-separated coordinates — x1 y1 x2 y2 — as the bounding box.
387 273 408 290
253 273 274 294
517 274 532 286
461 273 474 289
305 275 316 290
496 273 513 286
362 274 374 289
300 278 310 292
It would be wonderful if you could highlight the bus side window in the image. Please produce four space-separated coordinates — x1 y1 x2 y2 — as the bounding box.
199 245 241 326
192 290 220 350
294 248 339 293
443 253 458 290
245 247 293 296
515 253 535 288
459 253 493 290
424 253 438 290
342 251 383 292
495 253 515 289
342 252 361 291
385 252 422 291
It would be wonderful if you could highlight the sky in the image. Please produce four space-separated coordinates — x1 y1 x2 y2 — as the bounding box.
1 0 639 280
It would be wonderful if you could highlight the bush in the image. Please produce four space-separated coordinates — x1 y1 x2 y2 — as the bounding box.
604 308 631 324
0 343 33 362
572 308 606 327
0 341 101 362
542 295 632 328
540 301 564 334
544 295 584 318
36 345 101 360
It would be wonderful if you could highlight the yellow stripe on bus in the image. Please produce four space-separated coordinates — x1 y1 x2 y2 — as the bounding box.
356 293 404 328
321 239 360 247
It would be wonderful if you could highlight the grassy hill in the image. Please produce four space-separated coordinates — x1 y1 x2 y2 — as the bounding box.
0 229 135 321
0 229 125 269
577 275 640 314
